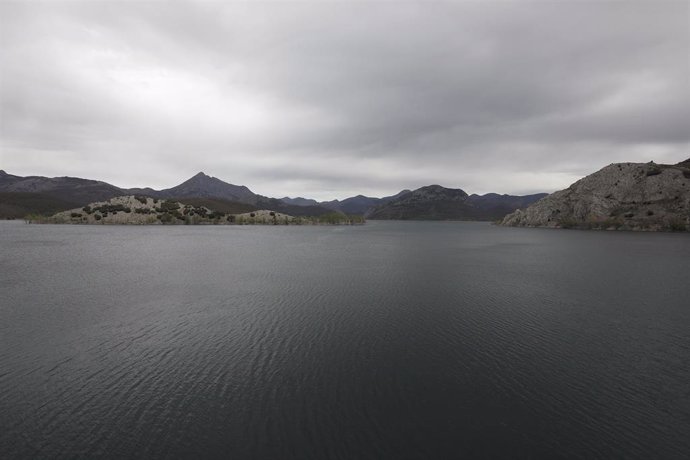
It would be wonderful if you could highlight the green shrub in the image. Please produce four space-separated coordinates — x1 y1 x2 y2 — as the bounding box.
94 204 128 214
70 212 82 218
318 212 348 224
159 201 180 212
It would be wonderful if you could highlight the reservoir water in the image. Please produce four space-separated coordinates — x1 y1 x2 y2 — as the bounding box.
1 220 688 459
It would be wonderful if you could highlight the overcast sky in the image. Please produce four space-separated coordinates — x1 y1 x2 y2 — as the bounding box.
1 1 688 200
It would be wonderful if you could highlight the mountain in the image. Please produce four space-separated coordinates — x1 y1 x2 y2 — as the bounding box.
500 160 690 231
0 170 125 204
0 169 547 221
367 185 544 220
280 190 412 215
280 196 320 207
320 190 412 215
0 170 339 218
154 172 258 203
466 193 548 219
254 197 334 217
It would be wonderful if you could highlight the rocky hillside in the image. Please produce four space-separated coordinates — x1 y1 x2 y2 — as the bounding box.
500 160 690 231
367 185 545 220
39 196 223 225
29 196 354 225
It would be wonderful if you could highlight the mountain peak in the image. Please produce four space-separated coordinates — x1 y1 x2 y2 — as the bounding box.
415 184 468 197
159 172 256 203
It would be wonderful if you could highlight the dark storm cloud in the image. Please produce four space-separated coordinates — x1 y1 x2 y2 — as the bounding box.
1 1 688 199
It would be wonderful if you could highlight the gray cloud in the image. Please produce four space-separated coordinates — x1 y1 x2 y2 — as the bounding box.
1 1 688 199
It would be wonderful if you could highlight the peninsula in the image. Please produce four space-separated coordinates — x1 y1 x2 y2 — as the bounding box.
27 196 364 225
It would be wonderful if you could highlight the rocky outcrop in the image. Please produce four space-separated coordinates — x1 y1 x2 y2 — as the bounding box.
39 196 219 225
500 160 690 231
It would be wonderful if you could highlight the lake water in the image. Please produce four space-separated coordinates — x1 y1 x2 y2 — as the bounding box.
1 220 688 459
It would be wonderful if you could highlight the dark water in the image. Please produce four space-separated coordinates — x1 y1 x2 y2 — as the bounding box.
1 220 688 459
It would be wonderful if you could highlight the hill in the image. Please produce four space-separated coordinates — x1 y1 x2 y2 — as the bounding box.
0 170 125 205
153 172 258 203
320 190 412 215
1 169 547 221
367 185 545 220
0 192 80 219
280 196 320 207
29 195 364 226
500 160 690 231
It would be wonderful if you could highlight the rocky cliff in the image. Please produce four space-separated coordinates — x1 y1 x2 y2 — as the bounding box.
500 160 690 231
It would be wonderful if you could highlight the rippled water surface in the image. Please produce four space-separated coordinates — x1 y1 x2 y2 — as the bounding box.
1 220 689 459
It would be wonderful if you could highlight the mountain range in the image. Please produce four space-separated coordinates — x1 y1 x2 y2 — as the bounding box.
368 185 548 221
0 169 545 220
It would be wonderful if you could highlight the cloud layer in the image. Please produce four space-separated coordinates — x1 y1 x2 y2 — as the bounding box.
1 1 688 199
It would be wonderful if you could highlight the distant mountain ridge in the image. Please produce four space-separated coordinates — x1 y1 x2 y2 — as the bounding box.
317 190 412 215
280 196 320 207
367 185 547 221
0 169 124 204
500 159 690 231
0 170 332 218
1 169 544 220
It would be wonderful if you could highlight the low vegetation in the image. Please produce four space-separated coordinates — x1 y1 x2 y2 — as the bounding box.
26 195 366 226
